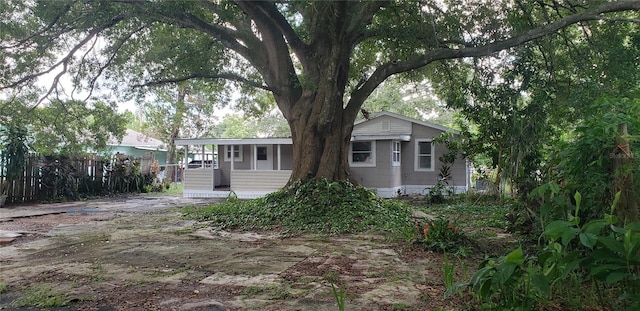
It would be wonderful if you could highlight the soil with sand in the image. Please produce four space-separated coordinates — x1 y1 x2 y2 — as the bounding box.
0 194 499 310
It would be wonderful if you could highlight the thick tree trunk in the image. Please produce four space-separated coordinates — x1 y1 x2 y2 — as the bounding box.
165 128 179 182
613 123 638 224
287 98 354 183
165 86 188 182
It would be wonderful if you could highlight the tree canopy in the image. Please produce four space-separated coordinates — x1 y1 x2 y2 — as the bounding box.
2 0 639 183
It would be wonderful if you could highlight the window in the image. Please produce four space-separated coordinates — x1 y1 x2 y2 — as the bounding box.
392 141 401 166
350 141 376 167
256 146 267 160
415 140 434 171
224 145 243 162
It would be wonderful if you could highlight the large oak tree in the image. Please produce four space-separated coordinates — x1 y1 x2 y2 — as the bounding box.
2 0 639 183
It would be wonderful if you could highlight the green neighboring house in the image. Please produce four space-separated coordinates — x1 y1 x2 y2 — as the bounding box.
108 129 168 165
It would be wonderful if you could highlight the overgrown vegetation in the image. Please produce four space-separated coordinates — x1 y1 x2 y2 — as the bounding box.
449 192 640 311
412 218 466 255
38 154 159 201
183 178 413 235
11 284 70 308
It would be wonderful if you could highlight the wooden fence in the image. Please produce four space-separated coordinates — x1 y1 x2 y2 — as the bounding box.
1 153 156 205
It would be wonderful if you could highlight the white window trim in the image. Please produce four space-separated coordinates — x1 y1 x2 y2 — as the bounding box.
349 140 376 167
224 145 243 162
391 140 401 167
414 139 435 171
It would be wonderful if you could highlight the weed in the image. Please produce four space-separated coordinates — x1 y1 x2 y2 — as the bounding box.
442 254 455 290
419 292 429 301
391 303 418 311
451 191 640 310
0 283 7 294
11 284 70 308
413 218 467 254
322 270 340 284
331 283 346 311
168 226 197 234
243 283 292 300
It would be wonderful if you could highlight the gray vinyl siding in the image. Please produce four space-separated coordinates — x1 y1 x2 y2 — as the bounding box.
352 115 411 136
350 140 402 188
401 124 466 187
218 144 251 185
184 170 213 190
231 170 292 191
217 144 292 185
279 144 293 170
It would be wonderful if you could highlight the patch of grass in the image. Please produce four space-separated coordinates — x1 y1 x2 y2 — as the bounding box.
168 226 197 235
391 303 419 311
0 283 7 294
419 203 511 229
183 179 413 235
242 283 293 300
163 182 184 195
11 284 70 308
90 262 110 283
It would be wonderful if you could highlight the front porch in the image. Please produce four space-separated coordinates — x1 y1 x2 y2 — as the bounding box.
175 138 293 199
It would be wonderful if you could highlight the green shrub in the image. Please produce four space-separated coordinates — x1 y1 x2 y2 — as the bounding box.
183 178 413 235
413 218 466 254
451 191 640 310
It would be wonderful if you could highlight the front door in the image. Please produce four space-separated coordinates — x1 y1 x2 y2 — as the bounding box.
256 145 273 170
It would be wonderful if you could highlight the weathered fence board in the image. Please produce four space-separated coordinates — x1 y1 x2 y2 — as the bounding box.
0 154 148 205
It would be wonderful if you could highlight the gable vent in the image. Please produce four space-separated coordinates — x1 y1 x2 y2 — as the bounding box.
381 120 391 131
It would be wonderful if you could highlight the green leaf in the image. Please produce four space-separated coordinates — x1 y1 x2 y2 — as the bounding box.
579 232 598 248
597 236 625 254
610 191 621 214
604 214 619 225
504 247 525 265
589 264 625 281
544 220 575 240
573 191 582 214
470 266 494 290
444 282 468 298
582 220 607 235
530 273 550 298
561 227 580 247
494 262 519 287
605 272 628 284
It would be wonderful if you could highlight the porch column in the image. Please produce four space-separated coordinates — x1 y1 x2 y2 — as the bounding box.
230 146 234 171
277 144 282 171
211 144 215 190
201 145 205 168
183 145 188 183
252 145 256 170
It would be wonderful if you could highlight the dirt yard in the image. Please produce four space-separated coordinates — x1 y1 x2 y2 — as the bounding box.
0 195 478 310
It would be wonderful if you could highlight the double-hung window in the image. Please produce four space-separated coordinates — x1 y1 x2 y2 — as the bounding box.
415 140 434 171
350 141 375 167
224 145 243 162
392 141 401 166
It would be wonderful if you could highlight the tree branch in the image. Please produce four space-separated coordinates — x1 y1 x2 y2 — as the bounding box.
3 14 128 109
81 25 147 101
345 0 640 123
0 3 73 50
133 73 274 92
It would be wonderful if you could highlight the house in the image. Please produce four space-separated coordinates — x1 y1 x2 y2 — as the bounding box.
107 129 168 165
174 111 470 198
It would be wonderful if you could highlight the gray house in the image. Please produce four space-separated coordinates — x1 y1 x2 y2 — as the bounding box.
175 111 470 198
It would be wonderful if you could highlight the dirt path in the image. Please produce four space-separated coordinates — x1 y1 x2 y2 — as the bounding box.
0 195 470 310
